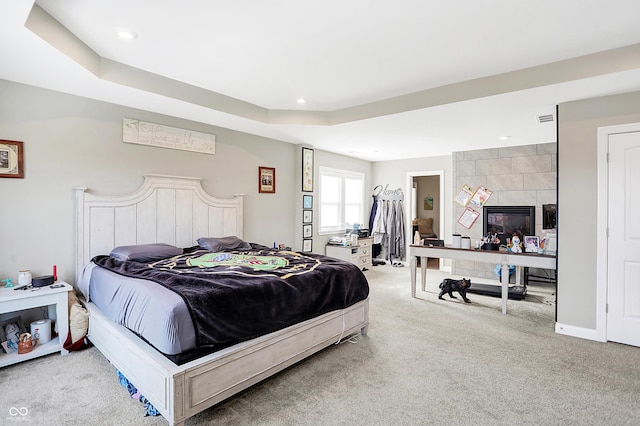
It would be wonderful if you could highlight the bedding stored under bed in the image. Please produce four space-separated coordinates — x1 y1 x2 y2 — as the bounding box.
82 245 369 364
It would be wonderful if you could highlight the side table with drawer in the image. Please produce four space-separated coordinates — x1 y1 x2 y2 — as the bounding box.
325 237 372 270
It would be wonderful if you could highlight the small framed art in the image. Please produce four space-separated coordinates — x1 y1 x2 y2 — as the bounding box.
524 236 540 253
303 194 313 209
303 239 313 252
258 166 276 193
303 224 313 238
0 140 24 178
303 210 313 224
302 147 314 192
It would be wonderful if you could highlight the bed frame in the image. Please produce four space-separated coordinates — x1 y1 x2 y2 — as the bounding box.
73 175 369 426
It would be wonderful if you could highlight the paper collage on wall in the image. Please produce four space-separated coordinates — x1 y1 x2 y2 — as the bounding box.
455 184 493 229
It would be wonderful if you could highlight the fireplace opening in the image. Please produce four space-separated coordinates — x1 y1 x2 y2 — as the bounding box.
483 206 535 246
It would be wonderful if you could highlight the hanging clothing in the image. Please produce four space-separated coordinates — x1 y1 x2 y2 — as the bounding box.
369 186 406 262
394 200 405 260
370 198 383 258
368 196 378 232
372 199 387 245
385 201 397 261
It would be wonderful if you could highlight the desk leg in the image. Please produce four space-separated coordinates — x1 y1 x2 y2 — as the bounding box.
501 264 509 314
516 266 522 285
410 256 417 298
421 257 427 292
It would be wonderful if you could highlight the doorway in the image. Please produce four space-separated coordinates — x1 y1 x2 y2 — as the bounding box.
597 122 640 347
406 171 444 270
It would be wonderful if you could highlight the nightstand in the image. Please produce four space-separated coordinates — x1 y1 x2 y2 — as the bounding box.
0 281 72 367
325 237 372 270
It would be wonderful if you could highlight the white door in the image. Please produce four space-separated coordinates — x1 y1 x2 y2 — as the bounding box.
607 131 640 346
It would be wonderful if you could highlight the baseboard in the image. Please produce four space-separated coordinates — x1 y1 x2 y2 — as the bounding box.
555 323 604 342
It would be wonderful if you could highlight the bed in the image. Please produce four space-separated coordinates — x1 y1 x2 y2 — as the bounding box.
73 174 370 426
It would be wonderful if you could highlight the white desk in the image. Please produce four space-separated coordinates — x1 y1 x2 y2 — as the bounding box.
409 245 556 314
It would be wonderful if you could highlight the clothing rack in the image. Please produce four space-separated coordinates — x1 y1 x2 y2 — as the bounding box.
370 185 406 263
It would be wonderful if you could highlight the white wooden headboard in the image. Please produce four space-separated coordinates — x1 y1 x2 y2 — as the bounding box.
73 174 244 283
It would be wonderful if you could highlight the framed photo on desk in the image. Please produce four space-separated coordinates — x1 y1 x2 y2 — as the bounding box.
524 236 540 253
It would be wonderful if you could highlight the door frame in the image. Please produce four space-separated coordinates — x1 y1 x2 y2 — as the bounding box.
596 122 640 342
406 170 445 270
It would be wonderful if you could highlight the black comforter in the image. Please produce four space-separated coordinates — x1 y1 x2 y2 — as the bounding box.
92 246 369 352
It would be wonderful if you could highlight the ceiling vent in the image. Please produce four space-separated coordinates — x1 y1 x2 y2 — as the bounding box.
537 114 555 123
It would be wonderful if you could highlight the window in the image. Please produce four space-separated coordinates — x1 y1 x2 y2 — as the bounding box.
319 167 364 233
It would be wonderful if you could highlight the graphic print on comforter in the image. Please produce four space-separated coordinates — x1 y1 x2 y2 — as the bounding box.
92 248 369 351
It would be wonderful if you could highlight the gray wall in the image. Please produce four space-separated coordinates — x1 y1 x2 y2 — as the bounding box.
0 80 369 285
557 90 640 329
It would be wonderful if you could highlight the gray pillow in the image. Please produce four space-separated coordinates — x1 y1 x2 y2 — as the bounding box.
197 236 251 252
109 243 183 262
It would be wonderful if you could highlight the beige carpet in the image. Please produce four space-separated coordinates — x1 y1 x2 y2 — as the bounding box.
2 264 639 425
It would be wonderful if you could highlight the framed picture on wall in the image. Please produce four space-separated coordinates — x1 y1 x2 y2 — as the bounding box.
302 147 314 192
302 239 313 252
303 224 313 238
303 210 313 224
258 166 276 193
303 194 313 209
0 140 24 178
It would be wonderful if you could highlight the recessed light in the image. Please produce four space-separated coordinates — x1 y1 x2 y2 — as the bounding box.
499 135 512 140
296 98 306 105
114 27 138 40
